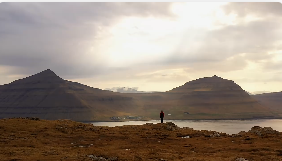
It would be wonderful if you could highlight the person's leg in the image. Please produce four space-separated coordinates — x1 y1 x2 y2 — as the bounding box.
161 117 163 123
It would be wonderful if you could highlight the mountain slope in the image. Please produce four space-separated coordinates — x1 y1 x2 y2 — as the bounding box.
252 92 282 116
0 71 277 121
156 75 275 119
0 69 137 121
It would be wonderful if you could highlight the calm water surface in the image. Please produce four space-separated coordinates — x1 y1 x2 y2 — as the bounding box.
91 119 282 134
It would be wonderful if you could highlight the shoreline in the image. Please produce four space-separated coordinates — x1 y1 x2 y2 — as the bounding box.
83 117 282 123
1 118 282 161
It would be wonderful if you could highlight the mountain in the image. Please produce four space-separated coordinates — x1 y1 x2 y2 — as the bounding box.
0 71 276 121
0 69 138 121
120 75 275 120
252 92 282 117
157 75 274 119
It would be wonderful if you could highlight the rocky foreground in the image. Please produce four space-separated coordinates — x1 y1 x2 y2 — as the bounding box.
1 118 282 161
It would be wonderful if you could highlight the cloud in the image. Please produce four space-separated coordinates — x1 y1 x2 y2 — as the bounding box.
222 2 282 18
0 2 282 93
148 3 282 74
263 60 282 71
0 2 174 77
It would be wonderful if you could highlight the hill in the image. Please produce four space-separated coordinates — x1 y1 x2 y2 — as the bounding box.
0 70 276 121
136 75 275 120
252 92 282 117
0 69 138 121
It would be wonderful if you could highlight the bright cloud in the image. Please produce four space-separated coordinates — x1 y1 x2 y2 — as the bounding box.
0 2 282 94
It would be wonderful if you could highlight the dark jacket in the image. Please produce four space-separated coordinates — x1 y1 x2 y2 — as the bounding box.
160 111 164 118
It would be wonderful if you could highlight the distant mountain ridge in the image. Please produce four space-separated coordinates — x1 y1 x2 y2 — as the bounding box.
252 92 282 117
0 70 277 121
155 75 274 119
169 75 242 92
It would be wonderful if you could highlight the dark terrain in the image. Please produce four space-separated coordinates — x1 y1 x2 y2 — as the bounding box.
252 92 282 117
0 69 279 121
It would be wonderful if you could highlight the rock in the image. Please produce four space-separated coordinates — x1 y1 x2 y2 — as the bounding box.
235 158 248 161
210 132 220 137
165 122 179 131
87 155 117 161
182 127 193 130
88 155 106 161
237 131 247 136
248 126 279 136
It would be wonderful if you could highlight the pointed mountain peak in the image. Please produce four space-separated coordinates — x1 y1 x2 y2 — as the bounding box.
9 69 64 85
39 69 57 76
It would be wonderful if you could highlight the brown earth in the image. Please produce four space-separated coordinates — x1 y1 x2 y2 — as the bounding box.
1 118 282 161
0 70 277 121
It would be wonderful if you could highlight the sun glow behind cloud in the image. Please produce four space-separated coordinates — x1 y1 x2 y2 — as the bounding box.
92 2 231 68
1 2 282 94
94 16 180 67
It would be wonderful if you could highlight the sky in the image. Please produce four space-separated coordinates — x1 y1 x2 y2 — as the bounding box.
0 2 282 94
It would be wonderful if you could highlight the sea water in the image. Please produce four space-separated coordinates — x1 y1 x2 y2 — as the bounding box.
91 119 282 134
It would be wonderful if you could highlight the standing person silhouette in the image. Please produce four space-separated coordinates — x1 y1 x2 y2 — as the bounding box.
160 110 164 123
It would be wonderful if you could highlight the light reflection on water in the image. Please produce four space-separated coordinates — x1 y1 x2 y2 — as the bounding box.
91 119 282 134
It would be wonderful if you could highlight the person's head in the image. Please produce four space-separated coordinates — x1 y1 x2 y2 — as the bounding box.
161 110 163 112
